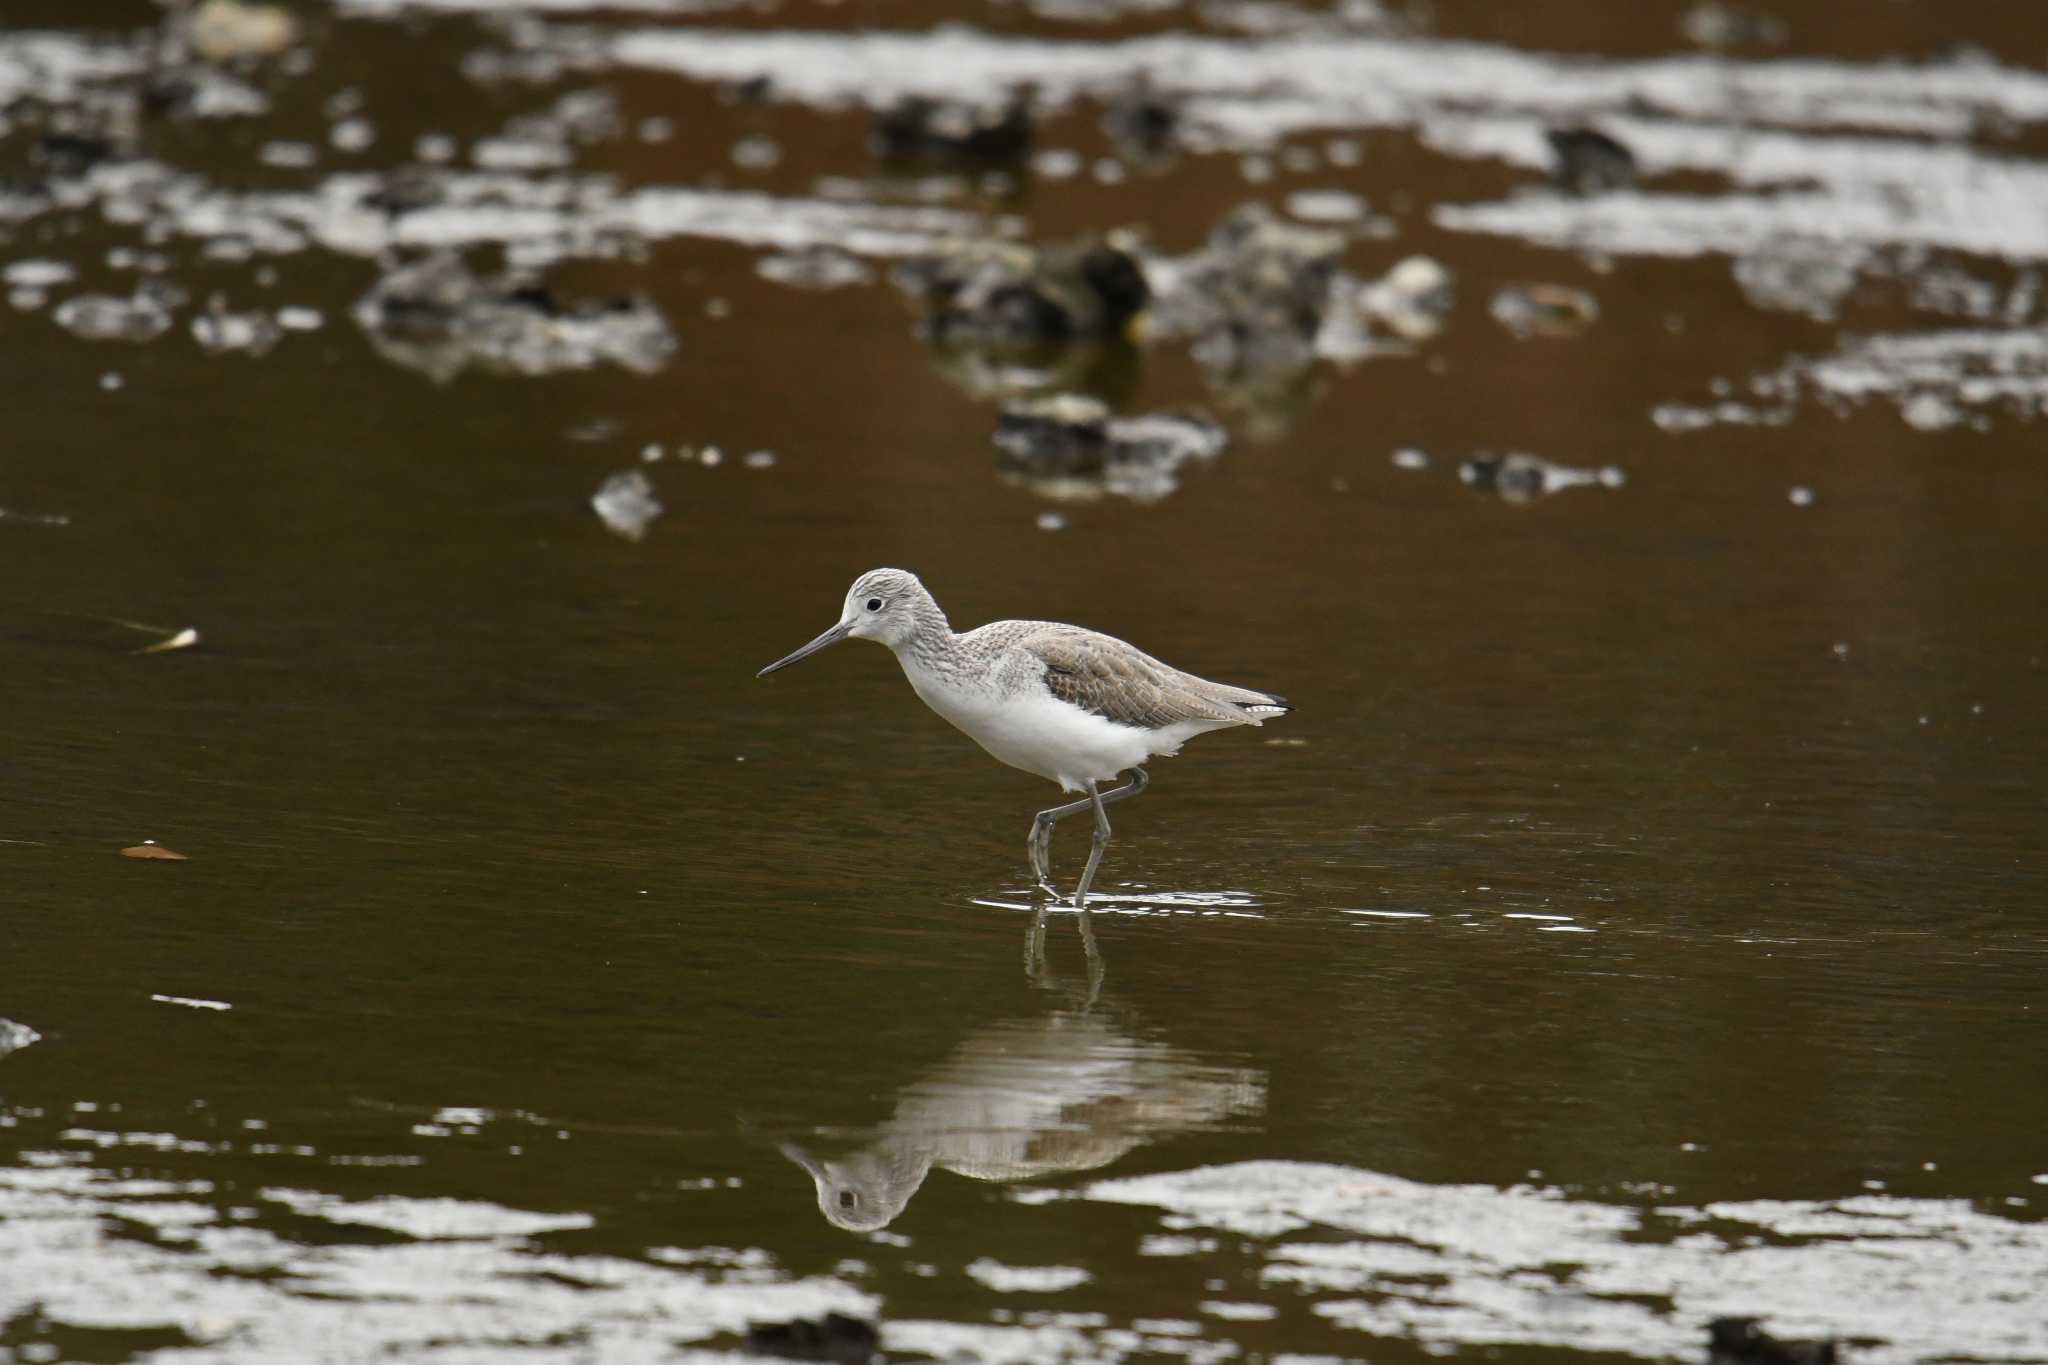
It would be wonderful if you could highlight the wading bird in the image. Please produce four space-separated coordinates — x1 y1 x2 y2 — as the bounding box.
757 569 1290 904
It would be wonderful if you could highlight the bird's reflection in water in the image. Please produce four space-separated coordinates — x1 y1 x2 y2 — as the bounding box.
784 909 1265 1231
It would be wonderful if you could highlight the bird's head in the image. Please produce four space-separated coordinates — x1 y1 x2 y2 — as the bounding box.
757 567 933 675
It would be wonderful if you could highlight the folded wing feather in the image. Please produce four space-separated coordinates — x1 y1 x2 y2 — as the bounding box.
1022 625 1285 730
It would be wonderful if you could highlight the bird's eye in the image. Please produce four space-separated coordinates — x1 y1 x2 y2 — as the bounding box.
838 1190 857 1208
865 598 883 612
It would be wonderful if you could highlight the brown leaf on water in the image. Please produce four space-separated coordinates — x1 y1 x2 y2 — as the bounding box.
121 842 188 861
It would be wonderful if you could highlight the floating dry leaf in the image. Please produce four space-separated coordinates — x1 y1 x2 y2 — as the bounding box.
121 842 189 861
187 0 301 62
1491 283 1599 339
149 993 232 1011
134 626 200 655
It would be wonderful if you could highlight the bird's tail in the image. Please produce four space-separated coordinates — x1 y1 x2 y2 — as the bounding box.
1206 682 1292 725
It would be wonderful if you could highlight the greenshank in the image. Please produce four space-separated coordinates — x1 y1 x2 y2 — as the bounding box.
757 568 1290 905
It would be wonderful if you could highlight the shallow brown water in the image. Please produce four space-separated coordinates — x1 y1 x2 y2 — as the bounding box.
2 1 2045 1362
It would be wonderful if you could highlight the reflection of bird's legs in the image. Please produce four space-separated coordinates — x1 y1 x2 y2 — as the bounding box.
1029 768 1148 897
1077 906 1104 1007
1026 904 1106 1003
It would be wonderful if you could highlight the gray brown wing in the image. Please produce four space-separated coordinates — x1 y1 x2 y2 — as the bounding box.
1022 626 1270 730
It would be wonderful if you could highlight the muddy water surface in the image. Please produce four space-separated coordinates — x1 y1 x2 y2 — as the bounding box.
2 1 2044 1362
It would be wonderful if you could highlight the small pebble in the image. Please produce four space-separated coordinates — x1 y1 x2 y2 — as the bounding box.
100 371 124 391
743 450 776 469
330 118 375 153
1032 148 1082 179
1391 448 1430 471
259 141 317 168
1035 511 1067 532
731 135 780 170
1788 485 1815 506
700 446 723 467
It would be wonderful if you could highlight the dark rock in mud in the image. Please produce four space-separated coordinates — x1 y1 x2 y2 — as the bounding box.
152 68 268 120
1546 127 1636 195
871 95 1032 164
32 133 116 181
354 254 677 382
359 167 447 219
1102 91 1180 162
993 395 1226 501
993 393 1114 472
722 74 776 106
140 69 204 117
897 238 1149 346
743 1312 879 1364
1708 1317 1840 1365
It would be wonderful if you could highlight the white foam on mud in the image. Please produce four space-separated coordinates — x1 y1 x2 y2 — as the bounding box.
1803 328 2048 412
0 1164 875 1361
1085 1160 2048 1363
603 28 2048 136
0 32 147 105
260 1188 596 1239
343 0 762 13
0 1018 39 1059
965 1257 1092 1292
1668 327 2048 432
592 28 2048 265
104 164 998 266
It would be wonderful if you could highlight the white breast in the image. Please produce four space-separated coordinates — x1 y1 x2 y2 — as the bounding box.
901 658 1158 791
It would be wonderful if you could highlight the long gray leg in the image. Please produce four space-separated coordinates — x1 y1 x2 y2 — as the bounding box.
1028 768 1149 894
1028 792 1095 893
1070 767 1151 907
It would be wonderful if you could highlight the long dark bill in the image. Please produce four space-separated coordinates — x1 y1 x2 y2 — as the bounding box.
756 622 850 677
